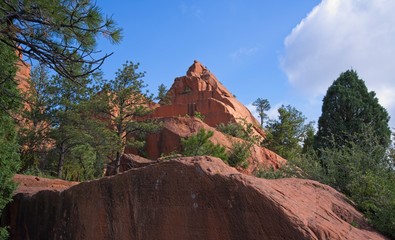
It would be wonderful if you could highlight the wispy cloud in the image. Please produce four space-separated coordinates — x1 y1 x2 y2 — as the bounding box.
281 0 395 125
229 47 259 60
179 2 202 19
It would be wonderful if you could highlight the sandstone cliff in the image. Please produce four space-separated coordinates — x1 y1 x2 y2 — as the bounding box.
133 61 285 172
3 157 387 240
139 116 285 173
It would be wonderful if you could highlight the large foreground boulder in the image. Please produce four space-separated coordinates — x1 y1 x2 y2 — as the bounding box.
3 157 386 240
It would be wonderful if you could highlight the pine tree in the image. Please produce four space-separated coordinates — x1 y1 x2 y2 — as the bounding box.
0 0 121 79
95 61 158 174
315 70 391 151
0 41 20 239
263 105 313 160
313 70 394 236
47 61 94 178
252 98 270 127
18 65 52 172
181 128 228 161
155 83 171 105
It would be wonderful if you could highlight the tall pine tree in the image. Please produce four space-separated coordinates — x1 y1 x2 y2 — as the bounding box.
95 61 158 174
0 41 20 239
315 70 390 151
47 61 96 178
18 65 52 172
252 98 270 127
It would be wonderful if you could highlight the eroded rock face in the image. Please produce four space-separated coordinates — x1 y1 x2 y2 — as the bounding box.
142 116 285 174
4 157 387 240
153 60 265 138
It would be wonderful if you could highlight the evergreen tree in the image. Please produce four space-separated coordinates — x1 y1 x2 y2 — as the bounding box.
252 98 270 127
47 61 94 178
315 70 391 151
95 61 158 174
15 63 116 180
181 128 228 161
263 105 313 160
0 42 20 239
0 0 121 79
302 124 315 154
313 70 393 236
18 65 52 172
155 83 171 105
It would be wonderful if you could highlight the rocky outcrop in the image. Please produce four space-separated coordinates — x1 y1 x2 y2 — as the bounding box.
124 61 286 172
12 174 78 196
140 116 285 173
3 157 387 240
105 153 158 175
153 60 265 139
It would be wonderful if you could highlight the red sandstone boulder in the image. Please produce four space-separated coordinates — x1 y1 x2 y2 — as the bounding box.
140 116 286 174
105 153 158 175
11 174 78 196
3 157 387 240
153 60 265 139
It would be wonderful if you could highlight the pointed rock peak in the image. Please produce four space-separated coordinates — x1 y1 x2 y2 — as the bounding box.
186 60 207 77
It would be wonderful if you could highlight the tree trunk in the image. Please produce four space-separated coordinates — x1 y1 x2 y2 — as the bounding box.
115 151 121 174
57 142 65 178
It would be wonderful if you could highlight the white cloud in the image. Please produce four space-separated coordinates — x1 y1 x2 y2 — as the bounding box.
281 0 395 125
230 47 259 60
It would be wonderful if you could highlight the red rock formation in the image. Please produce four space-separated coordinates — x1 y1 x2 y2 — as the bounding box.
153 60 265 139
12 174 78 196
124 61 286 172
105 153 158 175
141 116 285 173
3 157 387 240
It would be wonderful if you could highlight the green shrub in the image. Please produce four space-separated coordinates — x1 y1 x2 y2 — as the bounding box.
217 119 260 144
255 167 284 179
217 121 246 138
347 169 395 237
181 128 228 161
227 141 250 168
194 111 205 121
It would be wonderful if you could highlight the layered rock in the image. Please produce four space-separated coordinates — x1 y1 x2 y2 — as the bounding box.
133 61 285 172
153 60 264 138
140 116 285 173
3 157 387 240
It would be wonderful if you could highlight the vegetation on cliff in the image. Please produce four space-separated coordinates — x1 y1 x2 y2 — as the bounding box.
181 129 228 161
258 70 395 238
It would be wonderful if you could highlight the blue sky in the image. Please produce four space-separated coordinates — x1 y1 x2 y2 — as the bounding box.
96 0 395 128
